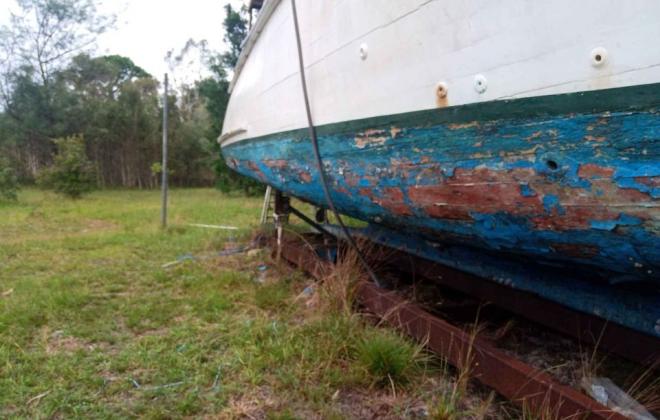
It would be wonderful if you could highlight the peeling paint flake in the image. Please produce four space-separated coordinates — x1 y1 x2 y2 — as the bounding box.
354 129 389 149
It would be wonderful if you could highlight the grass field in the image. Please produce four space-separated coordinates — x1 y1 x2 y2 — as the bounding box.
0 189 497 419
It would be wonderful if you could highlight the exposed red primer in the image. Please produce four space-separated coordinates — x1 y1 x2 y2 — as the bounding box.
298 171 312 183
577 164 615 179
409 168 542 221
246 161 266 181
635 176 660 187
263 159 288 169
531 207 618 231
360 187 413 216
550 243 600 258
402 167 653 230
421 204 473 221
344 172 360 187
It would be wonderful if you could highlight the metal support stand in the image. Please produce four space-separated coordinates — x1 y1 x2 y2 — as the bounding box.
289 206 335 238
260 186 273 225
273 190 290 262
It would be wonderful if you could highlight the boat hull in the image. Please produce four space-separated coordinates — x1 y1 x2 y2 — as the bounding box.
222 83 660 283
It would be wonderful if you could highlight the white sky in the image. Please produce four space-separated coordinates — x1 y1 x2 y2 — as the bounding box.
0 0 247 84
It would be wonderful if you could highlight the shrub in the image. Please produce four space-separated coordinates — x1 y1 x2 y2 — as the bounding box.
40 135 96 199
0 156 19 201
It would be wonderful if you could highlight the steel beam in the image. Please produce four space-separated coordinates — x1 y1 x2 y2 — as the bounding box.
380 249 660 366
278 234 627 420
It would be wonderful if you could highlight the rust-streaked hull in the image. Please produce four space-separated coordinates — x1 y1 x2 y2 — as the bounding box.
222 84 660 283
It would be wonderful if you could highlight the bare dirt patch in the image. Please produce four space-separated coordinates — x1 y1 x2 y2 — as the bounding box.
41 327 96 354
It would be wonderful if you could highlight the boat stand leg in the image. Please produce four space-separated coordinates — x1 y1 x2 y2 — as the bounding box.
259 185 273 225
273 190 290 263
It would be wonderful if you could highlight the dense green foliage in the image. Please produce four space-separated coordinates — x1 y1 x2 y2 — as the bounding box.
197 4 264 195
38 135 96 198
0 156 18 200
0 1 261 193
220 4 249 69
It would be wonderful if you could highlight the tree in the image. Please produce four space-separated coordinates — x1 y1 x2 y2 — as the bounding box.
197 4 263 195
220 4 248 70
60 54 160 187
0 157 19 201
0 1 263 192
0 0 114 90
64 54 149 99
39 134 95 198
0 0 114 180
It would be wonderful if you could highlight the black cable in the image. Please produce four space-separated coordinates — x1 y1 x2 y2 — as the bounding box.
290 0 382 288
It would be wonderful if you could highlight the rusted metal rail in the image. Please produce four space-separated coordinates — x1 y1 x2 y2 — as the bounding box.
278 234 628 420
378 248 660 366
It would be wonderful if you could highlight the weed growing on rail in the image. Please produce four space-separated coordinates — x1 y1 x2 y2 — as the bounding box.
354 328 426 387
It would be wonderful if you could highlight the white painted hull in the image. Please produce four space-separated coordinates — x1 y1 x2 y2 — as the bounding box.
222 0 660 145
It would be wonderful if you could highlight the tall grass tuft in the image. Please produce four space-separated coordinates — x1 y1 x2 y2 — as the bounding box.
428 320 485 419
317 243 363 316
355 328 426 388
624 359 660 415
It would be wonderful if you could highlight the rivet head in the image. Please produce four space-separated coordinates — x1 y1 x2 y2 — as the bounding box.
359 43 368 60
591 47 608 67
436 82 448 98
474 74 487 94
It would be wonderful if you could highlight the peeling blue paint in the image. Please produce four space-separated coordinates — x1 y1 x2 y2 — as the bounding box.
542 194 561 213
520 184 536 197
324 224 660 337
222 86 660 286
591 214 644 231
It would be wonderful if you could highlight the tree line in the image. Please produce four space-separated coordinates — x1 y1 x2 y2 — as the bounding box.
0 0 261 197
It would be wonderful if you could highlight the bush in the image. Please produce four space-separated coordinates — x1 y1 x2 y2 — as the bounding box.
0 156 19 201
40 135 96 199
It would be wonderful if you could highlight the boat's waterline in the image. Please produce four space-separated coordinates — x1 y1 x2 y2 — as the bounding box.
222 83 660 282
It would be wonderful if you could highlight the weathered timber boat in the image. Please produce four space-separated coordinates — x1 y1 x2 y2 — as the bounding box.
220 1 660 336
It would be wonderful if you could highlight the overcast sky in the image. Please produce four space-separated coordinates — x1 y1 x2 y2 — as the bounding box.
1 0 247 84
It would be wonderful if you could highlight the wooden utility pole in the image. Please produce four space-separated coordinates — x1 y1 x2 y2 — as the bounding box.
161 73 169 228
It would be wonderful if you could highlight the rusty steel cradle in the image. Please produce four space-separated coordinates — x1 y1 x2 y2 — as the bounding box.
267 196 659 419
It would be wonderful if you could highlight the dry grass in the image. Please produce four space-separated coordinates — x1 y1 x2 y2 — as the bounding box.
316 243 362 316
624 360 660 414
576 323 660 418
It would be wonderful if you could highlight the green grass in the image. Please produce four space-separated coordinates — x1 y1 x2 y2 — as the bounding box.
0 188 494 418
355 329 426 388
